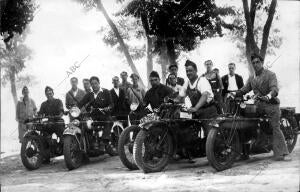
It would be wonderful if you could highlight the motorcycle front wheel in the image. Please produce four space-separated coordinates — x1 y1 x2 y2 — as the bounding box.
21 136 43 170
133 127 173 173
118 125 140 170
63 135 83 170
206 127 240 171
106 125 123 156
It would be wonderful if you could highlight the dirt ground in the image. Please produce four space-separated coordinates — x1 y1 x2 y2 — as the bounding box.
0 140 299 192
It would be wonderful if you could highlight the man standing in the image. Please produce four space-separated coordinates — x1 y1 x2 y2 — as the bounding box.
16 86 37 143
65 77 86 109
202 60 224 114
78 76 114 151
236 53 291 161
143 71 174 109
82 78 92 94
222 63 244 97
110 76 129 120
38 86 65 138
166 73 182 97
177 60 217 133
120 71 132 93
127 73 146 106
166 64 184 86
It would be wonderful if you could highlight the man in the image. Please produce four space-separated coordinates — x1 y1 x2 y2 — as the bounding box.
110 76 130 120
78 76 113 151
177 60 218 131
38 86 65 138
120 71 132 93
235 53 291 161
166 73 182 97
202 60 224 114
222 63 244 97
127 73 146 106
166 64 184 86
143 71 173 109
222 63 244 113
82 78 92 93
65 77 86 109
16 86 37 143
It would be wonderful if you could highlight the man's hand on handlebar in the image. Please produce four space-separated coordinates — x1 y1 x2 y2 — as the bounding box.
187 107 198 113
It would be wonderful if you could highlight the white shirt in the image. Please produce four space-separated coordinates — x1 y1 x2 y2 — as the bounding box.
93 88 103 99
227 74 238 91
179 77 213 103
113 88 120 97
72 88 78 97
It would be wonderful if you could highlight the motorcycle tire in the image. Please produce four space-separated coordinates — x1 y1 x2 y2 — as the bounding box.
117 125 140 170
63 135 83 170
106 125 123 156
280 116 298 153
21 136 43 170
133 129 173 173
206 127 240 171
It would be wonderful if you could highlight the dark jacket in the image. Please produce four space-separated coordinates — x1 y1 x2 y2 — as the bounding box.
110 88 129 116
221 74 244 97
78 88 113 119
38 98 64 117
143 84 173 109
65 88 86 109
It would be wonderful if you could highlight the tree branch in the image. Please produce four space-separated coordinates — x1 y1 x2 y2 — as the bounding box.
249 0 257 25
260 0 277 59
242 0 254 36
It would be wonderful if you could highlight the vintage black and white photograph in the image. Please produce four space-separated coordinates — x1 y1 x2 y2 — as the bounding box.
0 0 299 191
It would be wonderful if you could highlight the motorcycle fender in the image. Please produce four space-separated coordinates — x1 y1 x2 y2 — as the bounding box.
111 121 124 132
63 126 81 136
140 120 168 131
23 130 39 138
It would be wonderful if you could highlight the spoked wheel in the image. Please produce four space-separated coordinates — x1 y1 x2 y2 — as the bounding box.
280 116 298 153
206 127 241 171
21 136 43 170
106 125 123 156
64 135 83 170
133 127 173 173
118 125 140 170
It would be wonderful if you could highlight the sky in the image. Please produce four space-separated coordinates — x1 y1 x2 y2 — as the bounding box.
1 0 300 140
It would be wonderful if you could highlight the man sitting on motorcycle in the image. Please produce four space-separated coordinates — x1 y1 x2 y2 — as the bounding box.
78 76 114 152
235 53 292 161
143 71 174 110
176 60 218 135
38 86 65 139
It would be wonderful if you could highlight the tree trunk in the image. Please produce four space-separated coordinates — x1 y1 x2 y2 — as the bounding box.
9 67 18 106
96 0 145 88
141 13 153 88
166 39 176 66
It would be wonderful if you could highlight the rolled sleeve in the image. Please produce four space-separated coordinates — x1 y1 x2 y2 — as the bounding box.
268 72 279 97
179 80 188 97
198 78 214 103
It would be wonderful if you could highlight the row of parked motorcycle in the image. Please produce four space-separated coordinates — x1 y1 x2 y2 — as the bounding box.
21 95 300 173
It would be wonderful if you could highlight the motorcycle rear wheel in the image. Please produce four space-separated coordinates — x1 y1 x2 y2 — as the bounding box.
63 135 83 170
206 127 241 171
21 136 43 170
280 116 298 153
133 128 173 173
118 125 140 170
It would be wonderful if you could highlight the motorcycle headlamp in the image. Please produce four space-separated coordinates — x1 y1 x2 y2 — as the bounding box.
70 107 81 118
130 103 139 111
86 119 93 129
240 102 246 109
71 119 80 126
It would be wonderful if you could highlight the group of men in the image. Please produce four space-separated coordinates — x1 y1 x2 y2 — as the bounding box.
16 53 292 161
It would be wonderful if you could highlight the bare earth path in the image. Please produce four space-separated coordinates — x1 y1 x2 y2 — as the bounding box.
1 140 299 192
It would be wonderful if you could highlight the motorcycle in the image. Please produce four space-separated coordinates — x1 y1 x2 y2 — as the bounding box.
63 106 123 170
206 95 299 171
117 103 154 170
21 116 64 170
132 99 211 173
